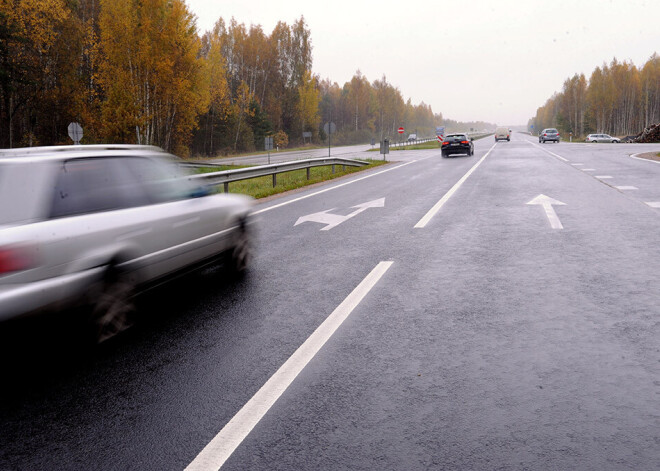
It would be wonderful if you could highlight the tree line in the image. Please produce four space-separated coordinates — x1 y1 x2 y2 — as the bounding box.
0 0 452 155
530 54 660 137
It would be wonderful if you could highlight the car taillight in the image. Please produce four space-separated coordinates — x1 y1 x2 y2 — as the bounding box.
442 141 449 145
543 133 547 136
0 246 36 275
461 140 469 144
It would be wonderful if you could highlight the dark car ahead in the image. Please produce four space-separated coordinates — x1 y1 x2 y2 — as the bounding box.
441 133 474 157
539 128 560 143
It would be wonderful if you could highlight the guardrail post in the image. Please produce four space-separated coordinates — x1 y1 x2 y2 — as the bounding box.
272 174 277 187
332 165 335 174
306 167 310 180
224 182 229 193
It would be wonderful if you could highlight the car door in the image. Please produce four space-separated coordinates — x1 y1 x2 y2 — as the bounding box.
45 157 170 283
122 157 232 274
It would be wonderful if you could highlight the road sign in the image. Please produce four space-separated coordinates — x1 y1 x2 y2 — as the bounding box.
323 122 336 134
265 136 274 150
398 127 404 134
67 122 83 144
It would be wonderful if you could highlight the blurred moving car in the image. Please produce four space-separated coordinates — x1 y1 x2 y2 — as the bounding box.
539 128 560 143
585 133 620 143
495 127 510 142
0 145 254 341
407 133 417 142
441 133 474 157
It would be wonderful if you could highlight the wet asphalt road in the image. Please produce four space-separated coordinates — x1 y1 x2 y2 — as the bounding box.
1 135 659 470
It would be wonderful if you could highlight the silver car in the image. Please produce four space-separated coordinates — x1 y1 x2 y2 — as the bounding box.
585 133 620 143
539 128 560 143
0 145 254 341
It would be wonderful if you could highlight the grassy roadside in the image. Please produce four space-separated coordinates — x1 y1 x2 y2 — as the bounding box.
366 140 440 152
192 144 326 160
195 159 390 199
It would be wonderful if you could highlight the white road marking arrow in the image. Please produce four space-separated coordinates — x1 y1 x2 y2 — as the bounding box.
295 198 385 231
527 194 566 229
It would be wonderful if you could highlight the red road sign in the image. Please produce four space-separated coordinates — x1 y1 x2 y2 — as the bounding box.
398 127 404 134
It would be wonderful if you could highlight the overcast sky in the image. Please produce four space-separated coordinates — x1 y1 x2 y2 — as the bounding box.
186 0 660 126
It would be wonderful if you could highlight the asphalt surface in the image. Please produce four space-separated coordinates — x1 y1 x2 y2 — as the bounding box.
1 135 659 470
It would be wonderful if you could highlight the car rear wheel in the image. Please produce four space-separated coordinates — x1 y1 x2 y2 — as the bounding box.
90 268 136 343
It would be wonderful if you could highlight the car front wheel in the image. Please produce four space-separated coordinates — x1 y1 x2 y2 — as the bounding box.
90 268 136 343
227 224 252 277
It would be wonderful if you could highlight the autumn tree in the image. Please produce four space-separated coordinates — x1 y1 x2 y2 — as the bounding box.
0 0 72 147
98 0 209 154
296 69 320 140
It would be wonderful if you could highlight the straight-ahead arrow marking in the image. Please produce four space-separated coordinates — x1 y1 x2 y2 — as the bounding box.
295 198 385 231
527 194 566 229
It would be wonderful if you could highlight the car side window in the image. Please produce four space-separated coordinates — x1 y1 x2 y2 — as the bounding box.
50 157 150 219
122 157 193 204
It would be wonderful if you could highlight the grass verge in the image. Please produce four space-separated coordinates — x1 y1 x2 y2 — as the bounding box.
196 159 390 199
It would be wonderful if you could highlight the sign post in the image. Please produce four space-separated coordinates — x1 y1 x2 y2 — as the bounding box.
398 127 404 148
323 121 336 159
380 138 390 160
68 122 83 145
265 136 274 164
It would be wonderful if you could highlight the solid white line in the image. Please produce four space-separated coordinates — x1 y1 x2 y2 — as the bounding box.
185 261 394 471
253 160 424 215
414 143 496 228
631 153 660 165
528 141 569 161
548 151 569 162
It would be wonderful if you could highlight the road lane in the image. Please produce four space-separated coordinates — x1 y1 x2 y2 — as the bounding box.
522 135 660 211
220 136 660 470
1 134 658 470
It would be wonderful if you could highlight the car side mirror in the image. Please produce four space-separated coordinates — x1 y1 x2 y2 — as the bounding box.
190 186 211 198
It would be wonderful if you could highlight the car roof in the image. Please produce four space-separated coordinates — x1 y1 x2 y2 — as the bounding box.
0 145 175 164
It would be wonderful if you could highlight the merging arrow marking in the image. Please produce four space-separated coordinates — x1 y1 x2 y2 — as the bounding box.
527 194 566 229
295 198 385 231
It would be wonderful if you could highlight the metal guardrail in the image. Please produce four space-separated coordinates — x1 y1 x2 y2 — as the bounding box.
185 157 369 193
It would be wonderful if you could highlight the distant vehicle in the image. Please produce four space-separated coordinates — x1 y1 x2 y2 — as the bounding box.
585 133 620 143
495 127 510 142
441 133 474 157
0 145 254 342
539 128 560 143
407 133 417 142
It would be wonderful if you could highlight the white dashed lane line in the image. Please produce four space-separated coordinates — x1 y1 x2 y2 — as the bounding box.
646 202 660 208
616 186 638 190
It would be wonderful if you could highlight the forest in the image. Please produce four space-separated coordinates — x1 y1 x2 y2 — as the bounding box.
0 0 450 156
530 54 660 138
